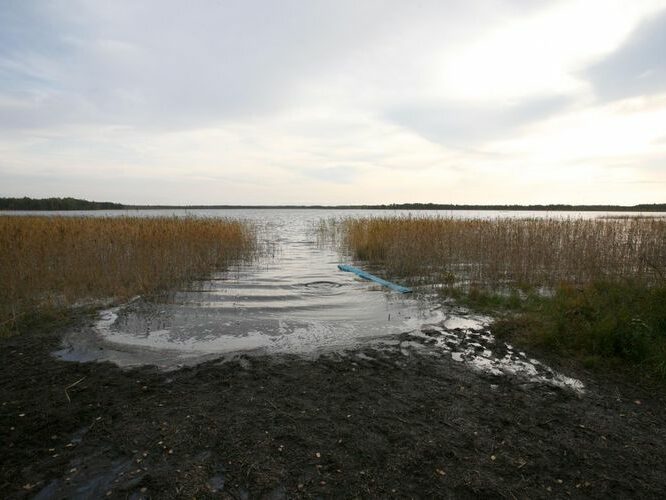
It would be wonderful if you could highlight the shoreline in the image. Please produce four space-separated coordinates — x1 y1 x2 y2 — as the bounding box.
2 314 666 498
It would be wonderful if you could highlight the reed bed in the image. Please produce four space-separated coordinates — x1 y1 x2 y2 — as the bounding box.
333 215 666 379
336 216 666 289
0 216 256 335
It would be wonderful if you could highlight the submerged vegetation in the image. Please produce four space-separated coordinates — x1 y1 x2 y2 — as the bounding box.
0 216 256 336
333 216 666 380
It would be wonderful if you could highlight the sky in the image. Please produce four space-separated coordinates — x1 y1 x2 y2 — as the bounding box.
1 0 665 205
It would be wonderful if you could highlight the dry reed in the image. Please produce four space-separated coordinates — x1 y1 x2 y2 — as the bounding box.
336 216 666 289
0 216 256 334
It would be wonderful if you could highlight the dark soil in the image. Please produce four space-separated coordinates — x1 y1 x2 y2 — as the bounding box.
2 318 666 499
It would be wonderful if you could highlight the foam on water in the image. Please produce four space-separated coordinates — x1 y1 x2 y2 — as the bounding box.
404 314 585 394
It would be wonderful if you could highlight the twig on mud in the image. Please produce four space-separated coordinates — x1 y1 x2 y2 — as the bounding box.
64 376 86 403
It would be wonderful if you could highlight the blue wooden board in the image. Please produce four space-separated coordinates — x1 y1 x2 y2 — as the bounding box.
337 264 412 294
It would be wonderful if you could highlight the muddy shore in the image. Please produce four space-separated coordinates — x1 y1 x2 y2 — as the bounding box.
2 316 666 499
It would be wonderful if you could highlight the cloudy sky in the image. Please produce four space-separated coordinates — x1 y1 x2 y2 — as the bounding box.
1 0 665 205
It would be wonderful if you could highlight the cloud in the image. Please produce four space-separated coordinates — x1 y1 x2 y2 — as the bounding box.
1 0 664 205
0 0 554 131
585 8 666 102
298 165 361 184
0 0 485 130
0 0 384 129
387 95 571 147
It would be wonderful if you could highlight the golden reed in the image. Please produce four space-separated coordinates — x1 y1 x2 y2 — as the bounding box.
338 216 666 288
0 216 256 334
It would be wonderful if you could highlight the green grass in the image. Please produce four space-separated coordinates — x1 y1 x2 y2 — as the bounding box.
465 282 666 381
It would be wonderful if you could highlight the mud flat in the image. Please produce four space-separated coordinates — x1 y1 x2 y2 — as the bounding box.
3 315 666 499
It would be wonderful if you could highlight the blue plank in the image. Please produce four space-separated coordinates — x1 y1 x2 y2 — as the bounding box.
338 264 412 294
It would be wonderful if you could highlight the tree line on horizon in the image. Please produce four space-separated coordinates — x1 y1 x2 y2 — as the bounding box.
0 197 124 211
0 197 664 212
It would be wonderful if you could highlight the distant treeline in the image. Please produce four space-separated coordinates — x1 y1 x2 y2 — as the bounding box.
0 197 124 211
360 203 666 212
131 203 666 212
1 197 665 212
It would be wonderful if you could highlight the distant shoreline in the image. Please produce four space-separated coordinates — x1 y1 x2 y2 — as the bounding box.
122 203 666 212
1 197 665 212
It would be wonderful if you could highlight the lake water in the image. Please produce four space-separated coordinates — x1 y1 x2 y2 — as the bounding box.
26 208 651 377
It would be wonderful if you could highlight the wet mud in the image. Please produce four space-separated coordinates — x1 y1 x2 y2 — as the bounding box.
3 319 666 499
